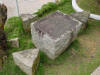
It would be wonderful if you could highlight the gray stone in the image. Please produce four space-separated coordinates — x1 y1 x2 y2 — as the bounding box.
91 66 100 75
21 14 38 32
31 11 82 60
70 11 90 29
8 38 19 48
12 49 40 75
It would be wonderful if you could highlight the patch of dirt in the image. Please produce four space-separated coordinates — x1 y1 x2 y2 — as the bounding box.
79 27 100 58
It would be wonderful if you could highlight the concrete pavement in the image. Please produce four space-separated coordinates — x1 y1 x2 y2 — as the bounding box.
2 0 55 18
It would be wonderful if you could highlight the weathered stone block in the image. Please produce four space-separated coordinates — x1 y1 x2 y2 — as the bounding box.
8 38 19 48
31 11 82 59
12 49 40 75
70 11 90 29
21 14 38 32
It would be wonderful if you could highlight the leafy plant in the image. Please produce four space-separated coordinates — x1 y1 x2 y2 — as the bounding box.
4 17 24 39
35 2 57 16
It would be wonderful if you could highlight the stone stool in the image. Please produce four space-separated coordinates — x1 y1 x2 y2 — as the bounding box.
31 11 82 60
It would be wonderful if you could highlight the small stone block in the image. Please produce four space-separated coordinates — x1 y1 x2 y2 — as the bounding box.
12 49 40 75
21 14 38 32
8 38 19 48
91 66 100 75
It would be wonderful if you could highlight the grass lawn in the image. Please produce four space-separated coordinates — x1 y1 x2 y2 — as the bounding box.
77 0 100 15
43 19 100 75
0 0 100 75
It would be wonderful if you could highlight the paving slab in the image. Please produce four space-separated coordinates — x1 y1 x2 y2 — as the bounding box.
2 0 54 18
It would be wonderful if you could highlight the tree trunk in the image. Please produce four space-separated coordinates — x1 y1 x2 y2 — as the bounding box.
0 4 7 30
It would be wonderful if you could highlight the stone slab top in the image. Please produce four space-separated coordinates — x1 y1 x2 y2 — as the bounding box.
34 11 80 39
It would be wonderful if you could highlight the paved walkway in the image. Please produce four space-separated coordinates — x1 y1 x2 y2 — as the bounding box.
2 0 55 18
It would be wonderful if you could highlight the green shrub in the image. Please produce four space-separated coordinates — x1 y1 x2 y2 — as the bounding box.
35 0 71 17
58 0 66 5
4 17 24 39
35 2 57 16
